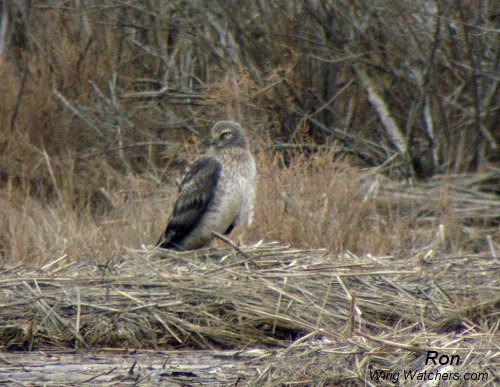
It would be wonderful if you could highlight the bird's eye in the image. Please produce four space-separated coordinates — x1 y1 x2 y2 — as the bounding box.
220 131 231 140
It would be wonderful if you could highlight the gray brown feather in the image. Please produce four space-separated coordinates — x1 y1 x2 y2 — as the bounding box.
157 156 221 249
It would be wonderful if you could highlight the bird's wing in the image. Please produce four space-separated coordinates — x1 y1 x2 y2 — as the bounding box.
157 156 222 249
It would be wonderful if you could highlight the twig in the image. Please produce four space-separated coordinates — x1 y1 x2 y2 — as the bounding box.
121 86 205 100
77 141 179 160
272 277 287 335
80 367 118 383
128 359 137 375
10 63 29 131
273 142 327 151
39 254 68 272
76 287 81 349
486 235 497 258
204 232 257 274
211 231 250 258
42 148 63 205
310 78 354 118
316 278 333 329
108 73 130 175
355 331 429 352
349 292 356 333
250 79 284 99
53 88 104 138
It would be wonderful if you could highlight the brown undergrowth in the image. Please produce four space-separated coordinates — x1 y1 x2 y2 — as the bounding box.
0 240 498 384
0 2 498 383
3 145 497 267
1 147 498 385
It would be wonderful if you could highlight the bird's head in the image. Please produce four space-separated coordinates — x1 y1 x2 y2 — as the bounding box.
210 121 248 149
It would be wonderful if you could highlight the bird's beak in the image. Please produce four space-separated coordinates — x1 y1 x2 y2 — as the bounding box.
211 137 219 146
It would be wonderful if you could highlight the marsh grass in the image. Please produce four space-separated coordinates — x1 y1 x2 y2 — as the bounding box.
0 2 498 384
2 141 497 268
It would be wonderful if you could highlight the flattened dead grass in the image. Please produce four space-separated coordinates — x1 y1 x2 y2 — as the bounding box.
0 236 497 384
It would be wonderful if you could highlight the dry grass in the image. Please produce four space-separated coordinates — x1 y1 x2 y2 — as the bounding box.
0 1 499 384
252 149 415 254
2 145 498 267
1 240 498 384
1 148 498 384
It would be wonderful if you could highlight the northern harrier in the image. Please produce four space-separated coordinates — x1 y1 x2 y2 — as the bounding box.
157 121 256 250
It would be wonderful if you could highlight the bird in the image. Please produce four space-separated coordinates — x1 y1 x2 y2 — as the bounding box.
157 121 256 250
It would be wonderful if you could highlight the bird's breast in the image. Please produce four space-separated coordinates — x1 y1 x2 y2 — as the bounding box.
204 170 243 229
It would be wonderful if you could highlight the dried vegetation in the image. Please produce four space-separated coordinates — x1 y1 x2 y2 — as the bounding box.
1 240 498 384
0 0 498 385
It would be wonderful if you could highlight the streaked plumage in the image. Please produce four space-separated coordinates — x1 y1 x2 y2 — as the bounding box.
157 121 256 250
